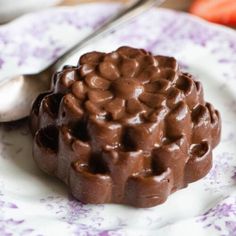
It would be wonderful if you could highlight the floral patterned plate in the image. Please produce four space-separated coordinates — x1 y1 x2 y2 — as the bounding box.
1 3 236 236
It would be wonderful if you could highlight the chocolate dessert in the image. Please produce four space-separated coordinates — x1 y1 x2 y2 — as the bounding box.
30 46 221 208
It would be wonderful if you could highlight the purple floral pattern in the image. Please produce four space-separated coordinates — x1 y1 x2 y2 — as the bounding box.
204 152 236 191
0 4 121 80
1 3 236 236
198 196 236 236
40 195 122 236
0 183 35 236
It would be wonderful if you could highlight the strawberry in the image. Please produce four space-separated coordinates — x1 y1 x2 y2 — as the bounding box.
190 0 236 26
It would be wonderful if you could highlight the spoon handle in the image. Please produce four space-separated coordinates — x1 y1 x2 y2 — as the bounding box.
54 0 165 69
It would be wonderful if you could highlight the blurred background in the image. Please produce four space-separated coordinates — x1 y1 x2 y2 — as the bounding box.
0 0 201 24
61 0 191 10
0 0 235 27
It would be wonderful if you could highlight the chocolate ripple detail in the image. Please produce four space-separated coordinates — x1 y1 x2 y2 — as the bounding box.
30 46 221 208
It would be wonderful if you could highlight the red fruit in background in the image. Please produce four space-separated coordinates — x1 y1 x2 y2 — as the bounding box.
190 0 236 26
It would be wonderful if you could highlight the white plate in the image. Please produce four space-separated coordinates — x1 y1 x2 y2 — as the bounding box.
0 0 62 23
1 3 236 236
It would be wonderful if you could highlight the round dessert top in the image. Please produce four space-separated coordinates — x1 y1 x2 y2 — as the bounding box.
32 46 220 153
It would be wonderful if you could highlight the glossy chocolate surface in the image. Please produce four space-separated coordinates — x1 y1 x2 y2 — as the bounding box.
30 47 221 208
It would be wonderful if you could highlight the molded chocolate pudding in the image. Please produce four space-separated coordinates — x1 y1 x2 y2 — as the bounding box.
30 46 221 208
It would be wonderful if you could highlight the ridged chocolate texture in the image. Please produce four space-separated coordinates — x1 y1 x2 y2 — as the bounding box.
30 46 221 208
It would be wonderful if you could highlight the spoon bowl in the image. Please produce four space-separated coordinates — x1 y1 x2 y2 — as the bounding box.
0 73 50 121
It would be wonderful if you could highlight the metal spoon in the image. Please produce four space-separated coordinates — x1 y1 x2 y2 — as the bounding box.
0 0 165 122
